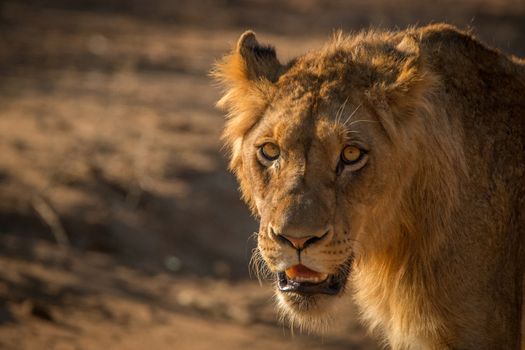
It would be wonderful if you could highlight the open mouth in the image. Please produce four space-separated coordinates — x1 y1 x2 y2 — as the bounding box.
277 262 351 296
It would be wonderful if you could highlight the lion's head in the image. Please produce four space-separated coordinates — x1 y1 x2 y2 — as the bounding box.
213 28 466 331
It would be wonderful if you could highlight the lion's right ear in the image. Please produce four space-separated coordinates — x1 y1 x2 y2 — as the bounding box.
212 31 283 147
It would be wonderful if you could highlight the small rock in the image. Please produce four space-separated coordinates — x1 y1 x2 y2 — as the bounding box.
30 303 54 322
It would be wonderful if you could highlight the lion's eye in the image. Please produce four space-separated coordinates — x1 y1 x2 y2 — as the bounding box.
341 145 362 165
260 142 280 161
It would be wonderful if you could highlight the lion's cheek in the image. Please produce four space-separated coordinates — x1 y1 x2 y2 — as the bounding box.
253 194 264 215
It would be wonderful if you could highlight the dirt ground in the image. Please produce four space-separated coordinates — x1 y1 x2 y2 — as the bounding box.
0 1 523 349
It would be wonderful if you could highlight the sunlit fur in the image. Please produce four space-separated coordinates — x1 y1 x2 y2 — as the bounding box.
213 24 525 349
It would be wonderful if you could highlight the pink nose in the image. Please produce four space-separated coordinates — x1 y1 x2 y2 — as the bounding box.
269 225 330 250
276 232 329 250
280 235 313 250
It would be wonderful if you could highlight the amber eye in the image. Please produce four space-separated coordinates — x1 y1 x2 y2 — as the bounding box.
260 142 280 161
341 145 362 165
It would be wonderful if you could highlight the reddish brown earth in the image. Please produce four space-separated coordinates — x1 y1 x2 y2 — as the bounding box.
0 1 523 349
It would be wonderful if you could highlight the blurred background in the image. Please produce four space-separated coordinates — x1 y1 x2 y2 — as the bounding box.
0 0 523 349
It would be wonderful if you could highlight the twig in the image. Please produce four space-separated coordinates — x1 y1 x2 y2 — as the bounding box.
32 195 70 248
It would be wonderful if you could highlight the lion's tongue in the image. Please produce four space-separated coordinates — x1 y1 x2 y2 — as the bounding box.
285 264 328 283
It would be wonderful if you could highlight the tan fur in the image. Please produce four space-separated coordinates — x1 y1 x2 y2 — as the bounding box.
213 24 525 349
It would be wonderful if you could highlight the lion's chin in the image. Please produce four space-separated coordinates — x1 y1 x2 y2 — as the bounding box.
275 291 341 332
277 290 334 314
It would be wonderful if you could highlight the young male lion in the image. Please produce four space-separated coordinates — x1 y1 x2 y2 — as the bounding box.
213 24 525 349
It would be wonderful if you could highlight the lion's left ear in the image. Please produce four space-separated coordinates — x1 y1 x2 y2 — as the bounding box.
367 34 439 137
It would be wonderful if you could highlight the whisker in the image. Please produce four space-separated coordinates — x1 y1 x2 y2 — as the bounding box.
246 231 259 279
249 245 273 285
342 103 362 126
335 96 350 125
346 118 377 127
249 249 263 284
246 231 258 249
248 247 259 282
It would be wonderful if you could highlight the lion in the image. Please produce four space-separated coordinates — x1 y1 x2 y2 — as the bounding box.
213 24 525 349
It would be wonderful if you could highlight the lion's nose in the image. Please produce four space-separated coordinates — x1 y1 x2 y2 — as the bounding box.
270 226 330 250
280 235 322 250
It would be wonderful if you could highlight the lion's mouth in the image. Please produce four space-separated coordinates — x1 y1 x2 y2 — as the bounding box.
277 263 351 296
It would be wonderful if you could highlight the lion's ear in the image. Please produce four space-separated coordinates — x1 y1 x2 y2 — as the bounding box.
387 35 437 110
212 31 282 124
367 34 439 138
235 31 282 82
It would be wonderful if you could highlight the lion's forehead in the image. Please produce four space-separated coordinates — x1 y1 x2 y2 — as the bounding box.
275 50 374 101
